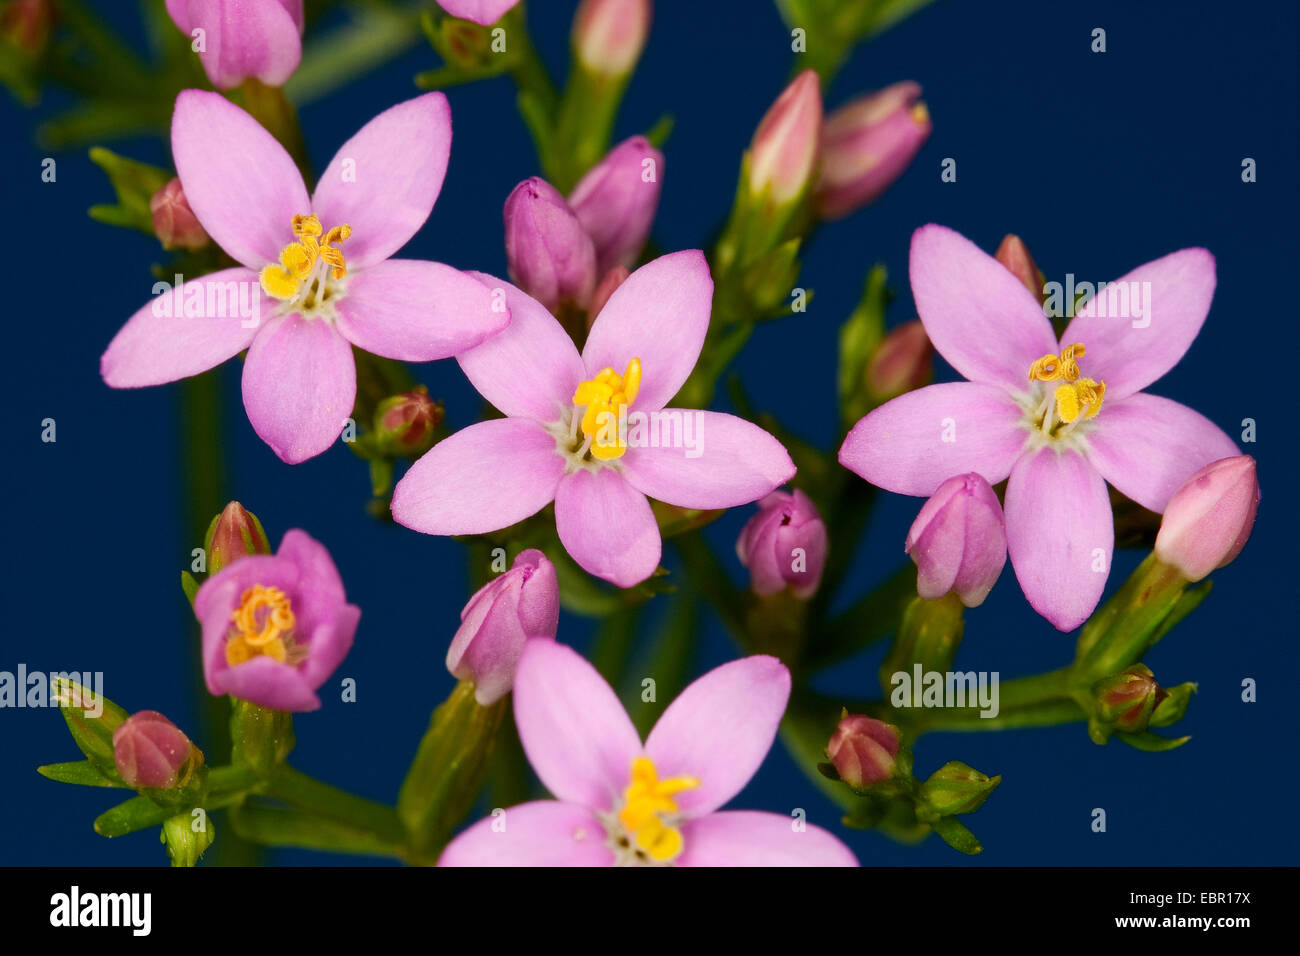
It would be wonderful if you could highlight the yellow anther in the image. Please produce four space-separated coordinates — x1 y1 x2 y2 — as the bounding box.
571 358 643 461
1053 377 1106 424
1028 353 1063 382
259 215 354 302
292 214 322 239
617 757 698 862
225 585 299 668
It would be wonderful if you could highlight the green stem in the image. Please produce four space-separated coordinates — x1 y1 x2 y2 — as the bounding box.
265 765 406 848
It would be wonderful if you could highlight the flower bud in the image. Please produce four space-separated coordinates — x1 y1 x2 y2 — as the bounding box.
864 320 932 402
736 489 827 599
51 679 128 775
161 810 216 867
748 69 822 206
373 386 443 457
112 711 204 790
568 136 663 274
815 81 930 220
1 0 53 54
995 233 1041 298
1091 664 1159 735
504 177 597 313
167 0 303 90
149 178 209 251
437 1 520 27
204 501 271 574
1155 455 1259 582
825 714 899 790
905 474 1006 607
448 549 559 704
587 265 630 326
918 761 1000 818
572 0 650 78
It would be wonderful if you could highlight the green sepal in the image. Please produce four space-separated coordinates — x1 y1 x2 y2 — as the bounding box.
87 147 171 234
1151 682 1197 728
1114 730 1192 753
38 760 126 789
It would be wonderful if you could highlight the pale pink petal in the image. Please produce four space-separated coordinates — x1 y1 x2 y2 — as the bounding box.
1085 393 1240 513
678 811 858 867
333 260 506 362
171 90 307 270
513 640 641 811
437 0 519 26
619 411 795 509
1061 248 1215 400
181 0 302 90
645 656 790 818
311 93 452 270
390 418 564 534
1005 448 1113 632
101 268 260 387
554 469 661 587
456 273 585 422
581 251 713 412
241 313 355 464
211 655 321 712
910 224 1058 389
839 383 1028 496
438 801 614 866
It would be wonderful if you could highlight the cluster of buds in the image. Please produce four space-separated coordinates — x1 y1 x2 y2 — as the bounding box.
505 136 663 317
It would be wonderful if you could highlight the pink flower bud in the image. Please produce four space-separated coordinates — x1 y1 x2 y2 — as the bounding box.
448 549 560 704
815 81 930 220
994 233 1041 298
1092 664 1160 734
572 0 650 77
826 714 899 789
204 501 271 574
504 177 597 313
568 136 663 274
166 0 303 90
1155 455 1259 582
748 69 822 206
150 178 209 251
375 386 443 456
736 489 827 599
587 265 630 327
437 0 520 27
905 473 1007 607
112 711 203 790
864 320 933 401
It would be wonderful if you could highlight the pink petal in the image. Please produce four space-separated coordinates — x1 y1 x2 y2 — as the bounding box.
180 0 302 90
554 469 661 587
211 655 321 712
101 268 260 387
619 411 795 509
839 382 1028 496
438 801 614 867
644 656 790 818
1085 393 1240 513
1005 448 1113 631
171 90 307 270
678 811 858 867
581 251 713 412
910 224 1058 389
334 259 507 362
437 0 519 26
513 640 641 811
297 603 360 691
390 418 564 534
241 313 356 464
1061 248 1215 400
456 273 585 422
311 93 452 270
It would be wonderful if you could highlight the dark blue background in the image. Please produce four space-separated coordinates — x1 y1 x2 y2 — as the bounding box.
3 0 1296 866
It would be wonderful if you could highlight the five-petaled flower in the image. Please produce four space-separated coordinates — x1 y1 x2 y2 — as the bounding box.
101 90 508 464
839 224 1239 630
390 251 796 588
439 640 858 866
194 529 360 712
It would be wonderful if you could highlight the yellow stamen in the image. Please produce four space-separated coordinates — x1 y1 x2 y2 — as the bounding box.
225 585 301 668
1029 342 1089 384
1054 377 1106 424
259 215 353 302
571 358 642 461
617 756 698 863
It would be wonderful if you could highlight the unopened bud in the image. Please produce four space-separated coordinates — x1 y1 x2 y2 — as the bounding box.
161 811 216 867
864 320 932 401
374 386 443 457
113 711 204 790
994 233 1041 298
587 265 630 327
204 501 271 574
568 136 663 274
825 713 899 791
905 474 1007 607
504 177 597 313
150 178 209 251
918 761 1000 819
748 69 822 206
736 489 827 599
1089 664 1160 741
1155 455 1259 582
572 0 650 77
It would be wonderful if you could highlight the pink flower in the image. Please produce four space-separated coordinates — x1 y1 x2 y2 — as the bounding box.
439 640 857 866
194 529 360 712
101 90 507 464
448 549 559 704
840 225 1239 630
437 0 519 26
736 488 827 598
166 0 304 90
390 251 796 588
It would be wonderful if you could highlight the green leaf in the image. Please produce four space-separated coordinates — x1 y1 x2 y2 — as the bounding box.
38 760 125 788
94 795 175 838
87 147 171 234
180 570 199 607
1114 730 1192 753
